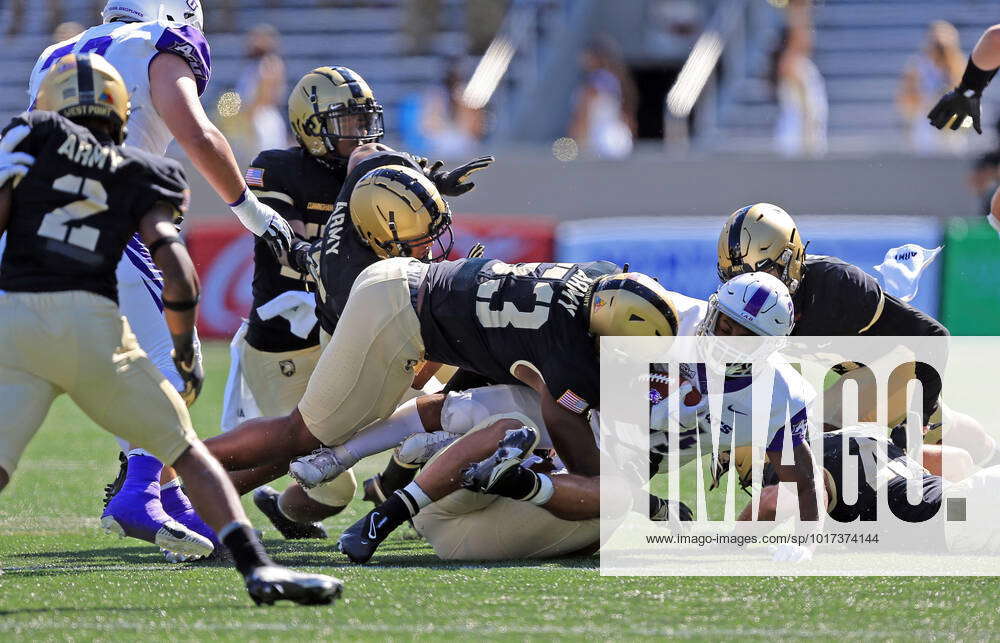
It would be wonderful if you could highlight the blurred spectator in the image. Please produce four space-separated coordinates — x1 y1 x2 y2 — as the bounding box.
402 57 485 158
7 0 64 38
404 0 509 56
770 4 828 157
969 151 1000 216
898 21 967 155
52 21 84 43
568 35 637 160
235 24 288 154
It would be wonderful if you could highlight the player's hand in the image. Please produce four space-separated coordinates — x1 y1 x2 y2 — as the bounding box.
0 124 35 188
769 543 813 563
928 88 982 133
171 333 204 407
649 379 708 431
288 239 320 280
428 156 495 196
261 213 295 262
466 242 486 258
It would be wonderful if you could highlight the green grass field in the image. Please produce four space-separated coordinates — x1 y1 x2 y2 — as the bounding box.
2 342 1000 640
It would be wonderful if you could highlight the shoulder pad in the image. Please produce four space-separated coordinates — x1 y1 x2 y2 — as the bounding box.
154 25 212 95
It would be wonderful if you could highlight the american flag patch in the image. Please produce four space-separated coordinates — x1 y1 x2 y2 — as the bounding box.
245 167 265 187
556 389 589 414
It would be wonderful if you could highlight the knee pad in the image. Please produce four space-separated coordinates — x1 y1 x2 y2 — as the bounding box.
440 385 544 437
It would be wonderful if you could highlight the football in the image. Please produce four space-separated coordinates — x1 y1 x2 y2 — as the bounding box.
649 372 703 406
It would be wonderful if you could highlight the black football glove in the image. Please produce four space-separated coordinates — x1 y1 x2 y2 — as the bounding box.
427 155 495 196
928 88 983 133
288 239 321 282
261 213 295 262
928 57 999 134
466 242 486 258
171 331 204 407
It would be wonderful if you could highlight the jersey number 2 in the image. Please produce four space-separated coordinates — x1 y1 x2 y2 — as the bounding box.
37 175 107 252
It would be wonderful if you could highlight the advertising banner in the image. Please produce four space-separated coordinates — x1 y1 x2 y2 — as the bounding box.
186 215 555 338
556 215 943 316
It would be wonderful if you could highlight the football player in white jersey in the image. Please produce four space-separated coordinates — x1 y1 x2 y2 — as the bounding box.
17 0 297 553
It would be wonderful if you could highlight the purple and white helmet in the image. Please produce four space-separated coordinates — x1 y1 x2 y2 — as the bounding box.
102 0 204 32
697 272 794 374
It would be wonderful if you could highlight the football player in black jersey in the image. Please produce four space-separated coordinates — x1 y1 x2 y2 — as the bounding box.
209 67 494 539
203 148 491 505
717 205 951 425
0 53 342 605
328 265 680 563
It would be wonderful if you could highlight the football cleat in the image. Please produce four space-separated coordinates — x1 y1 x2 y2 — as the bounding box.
460 426 540 494
289 448 347 489
101 451 129 508
395 430 460 466
244 565 344 606
362 474 388 507
252 486 328 540
101 513 214 558
338 509 397 565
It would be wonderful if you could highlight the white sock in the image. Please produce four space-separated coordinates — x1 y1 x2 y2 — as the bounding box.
396 481 433 516
337 398 425 464
528 474 554 506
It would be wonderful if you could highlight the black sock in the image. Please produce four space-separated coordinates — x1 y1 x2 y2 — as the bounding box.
380 458 419 496
490 466 541 501
378 489 421 526
220 523 273 577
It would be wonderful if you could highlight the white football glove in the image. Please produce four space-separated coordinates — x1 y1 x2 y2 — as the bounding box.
229 188 294 257
0 124 35 189
650 379 709 432
769 543 813 563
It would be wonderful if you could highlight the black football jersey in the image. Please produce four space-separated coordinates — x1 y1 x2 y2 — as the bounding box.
419 258 620 415
791 255 884 336
244 148 344 352
0 111 187 303
314 150 426 335
762 429 938 522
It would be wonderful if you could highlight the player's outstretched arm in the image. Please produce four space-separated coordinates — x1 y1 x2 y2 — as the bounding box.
928 23 1000 134
149 54 293 255
139 201 203 405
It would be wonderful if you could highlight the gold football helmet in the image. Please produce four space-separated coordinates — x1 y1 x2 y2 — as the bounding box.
288 66 383 162
709 447 757 492
349 165 453 260
588 272 679 337
716 203 806 293
35 53 130 144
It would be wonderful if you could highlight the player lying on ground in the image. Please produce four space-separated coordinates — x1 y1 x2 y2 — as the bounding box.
716 203 989 464
246 283 707 536
21 0 298 554
716 425 1000 557
927 23 1000 237
0 54 340 605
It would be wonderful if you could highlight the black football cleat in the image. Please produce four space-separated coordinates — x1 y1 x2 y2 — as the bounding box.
245 565 343 606
362 474 388 507
338 509 398 565
460 426 540 494
252 486 328 540
102 451 128 508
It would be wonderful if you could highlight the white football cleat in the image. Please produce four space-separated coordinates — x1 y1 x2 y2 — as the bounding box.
395 431 460 466
100 515 214 558
289 448 346 489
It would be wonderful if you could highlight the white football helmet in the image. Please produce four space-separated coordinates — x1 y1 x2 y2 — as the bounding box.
697 272 794 375
102 0 204 31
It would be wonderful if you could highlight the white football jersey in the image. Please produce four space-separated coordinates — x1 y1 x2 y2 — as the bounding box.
665 289 707 337
650 356 815 469
27 20 211 156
